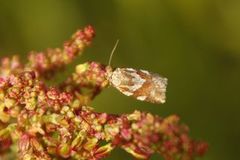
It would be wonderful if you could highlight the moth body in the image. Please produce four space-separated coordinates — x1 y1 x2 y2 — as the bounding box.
106 67 167 104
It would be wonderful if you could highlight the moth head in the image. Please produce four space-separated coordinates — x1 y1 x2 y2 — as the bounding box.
105 66 113 82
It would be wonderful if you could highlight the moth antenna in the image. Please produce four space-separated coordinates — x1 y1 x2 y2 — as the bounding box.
108 39 119 66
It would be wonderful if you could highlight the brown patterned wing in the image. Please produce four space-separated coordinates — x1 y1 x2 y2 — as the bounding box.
109 68 167 104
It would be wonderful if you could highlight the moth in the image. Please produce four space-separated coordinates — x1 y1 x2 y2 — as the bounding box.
106 40 168 104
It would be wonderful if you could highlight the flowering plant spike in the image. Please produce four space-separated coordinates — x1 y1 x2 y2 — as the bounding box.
0 25 208 160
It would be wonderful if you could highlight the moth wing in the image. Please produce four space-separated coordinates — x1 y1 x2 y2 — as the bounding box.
110 68 167 104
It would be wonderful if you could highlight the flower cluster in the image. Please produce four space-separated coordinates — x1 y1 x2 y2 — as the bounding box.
0 26 207 160
0 25 95 79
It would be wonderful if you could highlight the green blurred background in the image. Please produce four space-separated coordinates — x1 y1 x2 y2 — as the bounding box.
0 0 239 159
